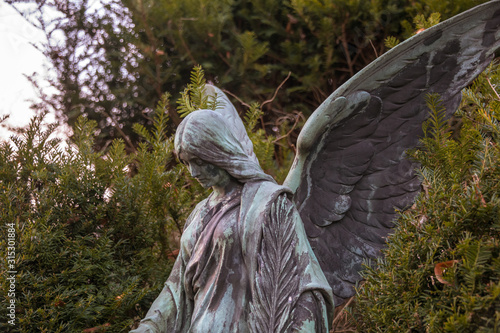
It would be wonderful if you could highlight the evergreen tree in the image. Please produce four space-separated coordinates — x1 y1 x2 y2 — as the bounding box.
8 0 489 150
0 111 191 331
0 67 292 331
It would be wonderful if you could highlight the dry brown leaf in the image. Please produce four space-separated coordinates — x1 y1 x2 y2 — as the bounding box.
434 260 459 285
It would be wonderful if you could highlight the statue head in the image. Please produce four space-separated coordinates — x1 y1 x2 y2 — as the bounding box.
174 110 275 184
178 150 231 189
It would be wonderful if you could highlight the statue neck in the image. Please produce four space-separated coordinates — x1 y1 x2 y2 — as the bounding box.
209 177 242 207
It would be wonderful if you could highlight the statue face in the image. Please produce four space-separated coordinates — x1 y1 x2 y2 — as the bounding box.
179 152 230 189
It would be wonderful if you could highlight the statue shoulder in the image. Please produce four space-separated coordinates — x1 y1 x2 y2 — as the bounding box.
245 181 292 205
183 198 209 231
240 181 294 226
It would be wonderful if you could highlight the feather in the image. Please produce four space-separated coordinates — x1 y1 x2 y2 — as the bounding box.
249 195 300 333
284 0 500 305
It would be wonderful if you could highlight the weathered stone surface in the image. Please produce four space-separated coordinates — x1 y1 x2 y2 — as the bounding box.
132 1 500 331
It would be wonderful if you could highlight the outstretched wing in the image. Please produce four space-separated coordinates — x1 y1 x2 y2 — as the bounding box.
284 0 500 305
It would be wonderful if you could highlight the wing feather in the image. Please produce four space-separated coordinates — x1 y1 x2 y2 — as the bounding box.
284 1 500 305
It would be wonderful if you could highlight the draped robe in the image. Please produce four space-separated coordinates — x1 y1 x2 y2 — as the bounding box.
132 181 334 332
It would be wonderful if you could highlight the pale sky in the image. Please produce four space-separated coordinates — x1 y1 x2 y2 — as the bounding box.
0 0 62 141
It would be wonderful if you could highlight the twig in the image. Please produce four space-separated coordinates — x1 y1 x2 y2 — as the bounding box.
486 77 500 101
141 110 155 122
102 110 137 153
332 296 356 329
261 72 292 108
333 67 353 73
177 24 197 65
340 19 354 77
472 174 487 207
480 139 490 175
217 52 231 68
369 39 378 58
136 0 180 125
273 113 303 143
222 90 252 109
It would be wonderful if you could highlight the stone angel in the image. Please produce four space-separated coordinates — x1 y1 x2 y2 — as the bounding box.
131 1 500 332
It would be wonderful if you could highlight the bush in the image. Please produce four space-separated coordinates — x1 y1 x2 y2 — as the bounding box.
0 112 193 332
0 67 292 332
354 63 500 332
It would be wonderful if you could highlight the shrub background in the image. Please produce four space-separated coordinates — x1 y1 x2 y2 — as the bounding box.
1 1 500 331
0 68 290 331
0 111 199 331
8 0 490 151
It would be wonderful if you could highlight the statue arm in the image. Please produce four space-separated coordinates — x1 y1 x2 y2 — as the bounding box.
130 203 206 333
292 290 331 333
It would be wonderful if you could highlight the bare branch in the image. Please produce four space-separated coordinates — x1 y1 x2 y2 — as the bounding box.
261 72 291 108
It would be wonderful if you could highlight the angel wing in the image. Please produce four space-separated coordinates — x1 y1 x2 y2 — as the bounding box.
283 0 500 305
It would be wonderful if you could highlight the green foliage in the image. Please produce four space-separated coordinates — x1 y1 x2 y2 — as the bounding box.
414 12 442 30
0 65 294 331
385 11 441 49
12 0 486 150
422 94 448 138
244 102 264 132
0 110 204 331
176 65 218 117
236 31 270 75
354 62 500 332
400 0 489 39
384 36 400 50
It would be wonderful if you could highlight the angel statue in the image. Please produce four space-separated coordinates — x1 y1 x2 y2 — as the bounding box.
131 1 500 332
